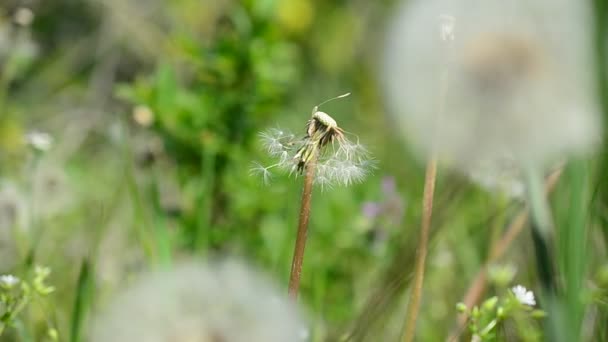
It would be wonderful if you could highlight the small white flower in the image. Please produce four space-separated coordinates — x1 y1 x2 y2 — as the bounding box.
0 274 20 289
511 285 536 306
25 131 53 151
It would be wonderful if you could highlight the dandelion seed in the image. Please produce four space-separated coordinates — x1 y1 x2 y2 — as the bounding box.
511 285 536 306
250 162 274 185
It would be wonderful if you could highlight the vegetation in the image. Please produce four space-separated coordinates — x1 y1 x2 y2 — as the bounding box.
0 0 607 341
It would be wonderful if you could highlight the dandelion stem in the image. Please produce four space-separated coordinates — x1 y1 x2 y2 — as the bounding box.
288 152 318 300
402 157 437 342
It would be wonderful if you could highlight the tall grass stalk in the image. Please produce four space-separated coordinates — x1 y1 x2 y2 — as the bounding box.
288 153 318 300
402 158 437 342
401 28 451 339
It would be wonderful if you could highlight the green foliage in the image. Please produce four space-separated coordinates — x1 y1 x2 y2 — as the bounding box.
0 266 57 340
0 0 607 341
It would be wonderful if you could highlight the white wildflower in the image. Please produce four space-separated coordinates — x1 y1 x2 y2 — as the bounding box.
511 285 536 306
90 260 307 342
25 131 53 151
0 274 20 289
383 0 601 170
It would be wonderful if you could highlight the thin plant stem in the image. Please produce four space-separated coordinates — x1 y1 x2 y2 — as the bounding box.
402 33 451 340
402 158 437 342
288 152 318 300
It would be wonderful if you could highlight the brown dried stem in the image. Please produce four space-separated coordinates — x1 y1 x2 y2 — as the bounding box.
402 158 438 342
288 153 318 300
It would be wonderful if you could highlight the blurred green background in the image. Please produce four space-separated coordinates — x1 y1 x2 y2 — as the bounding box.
0 0 607 341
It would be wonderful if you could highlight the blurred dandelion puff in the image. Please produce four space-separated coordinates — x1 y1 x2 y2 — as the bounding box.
90 260 307 342
383 0 601 170
252 94 373 189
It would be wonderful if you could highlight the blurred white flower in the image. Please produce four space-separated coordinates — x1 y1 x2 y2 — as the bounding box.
25 131 53 152
0 274 20 289
511 285 536 306
91 260 307 342
132 105 154 127
14 8 35 27
383 0 600 170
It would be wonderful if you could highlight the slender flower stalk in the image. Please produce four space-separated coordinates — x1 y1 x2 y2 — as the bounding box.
288 153 317 299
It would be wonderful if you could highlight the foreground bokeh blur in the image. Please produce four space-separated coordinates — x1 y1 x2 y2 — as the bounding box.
0 0 607 341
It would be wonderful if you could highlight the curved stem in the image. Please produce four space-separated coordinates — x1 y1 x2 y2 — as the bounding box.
288 154 318 300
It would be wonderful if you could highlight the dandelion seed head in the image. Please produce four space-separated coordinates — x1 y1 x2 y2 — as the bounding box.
91 260 306 342
253 97 372 187
511 284 536 306
383 0 600 170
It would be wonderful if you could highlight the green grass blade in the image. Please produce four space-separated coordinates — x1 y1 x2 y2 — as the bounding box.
70 260 94 342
